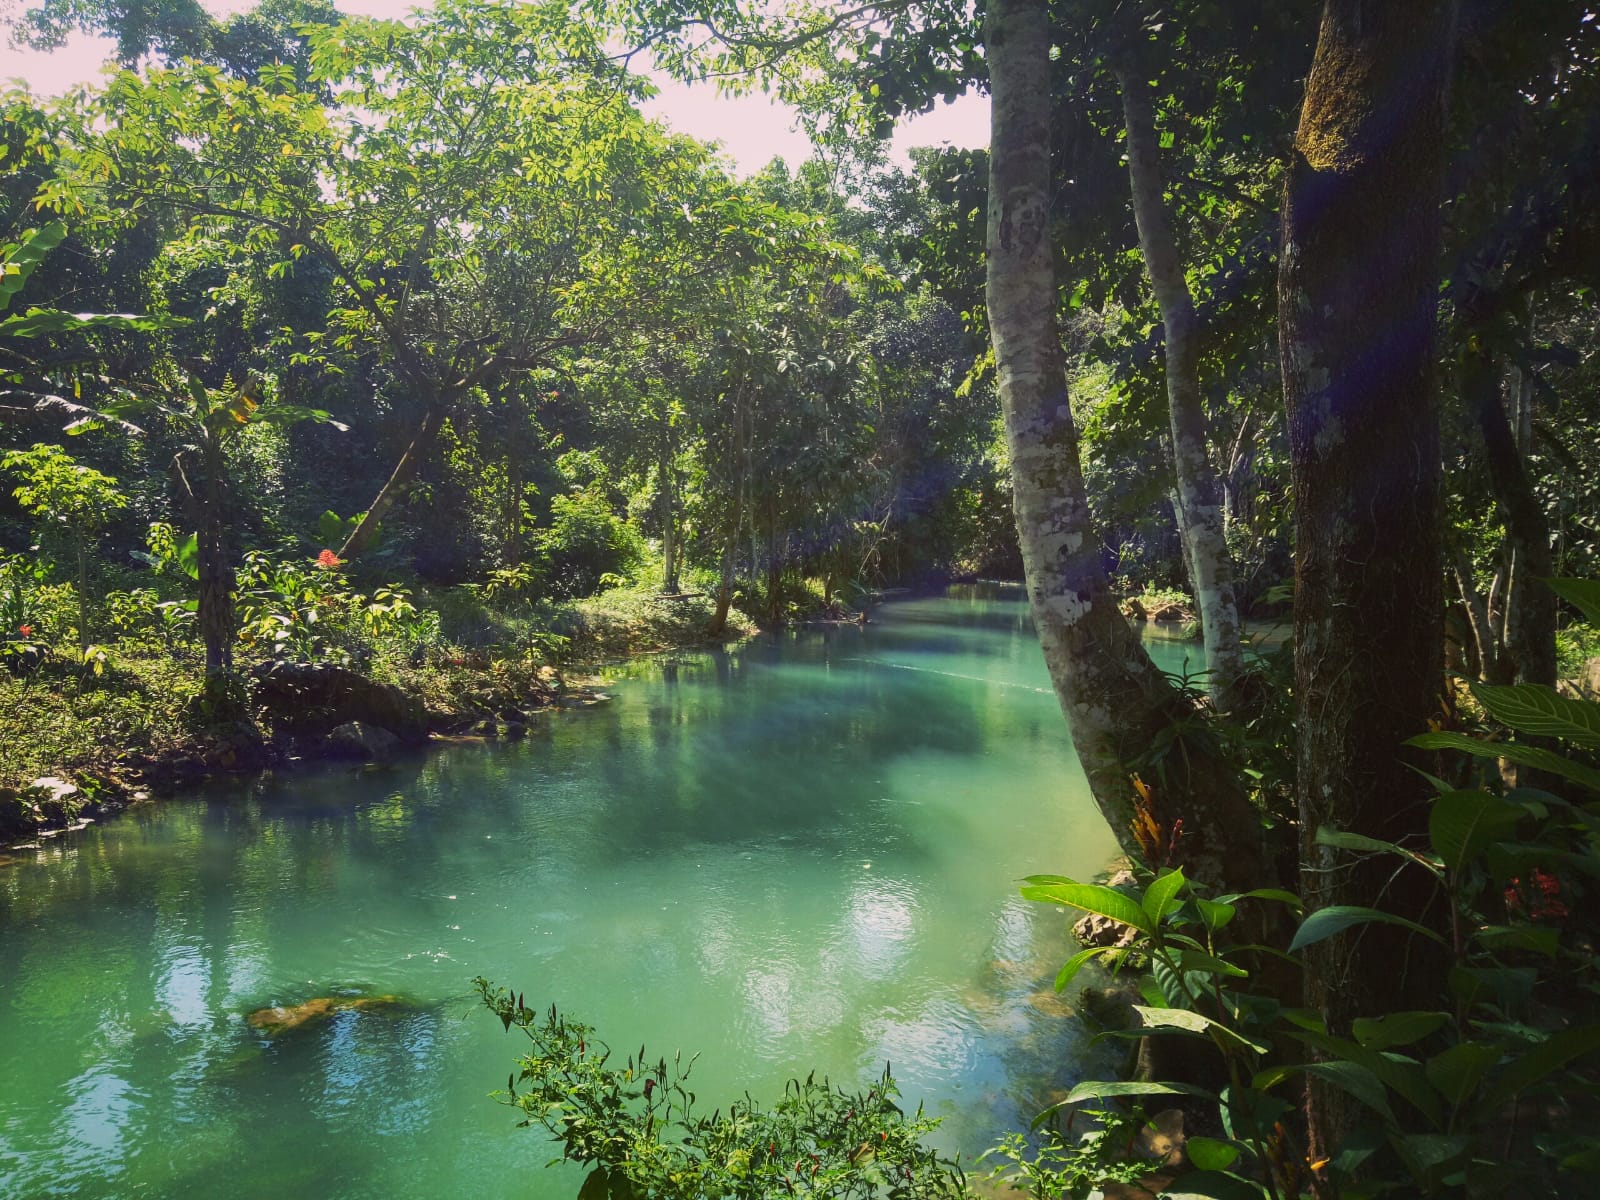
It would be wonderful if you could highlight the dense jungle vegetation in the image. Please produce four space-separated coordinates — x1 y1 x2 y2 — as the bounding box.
5 0 1600 1196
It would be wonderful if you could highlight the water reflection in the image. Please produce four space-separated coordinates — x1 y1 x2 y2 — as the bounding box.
0 589 1185 1198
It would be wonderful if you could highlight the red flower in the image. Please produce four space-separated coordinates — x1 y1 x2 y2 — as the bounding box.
315 549 342 570
1505 868 1569 921
17 624 32 637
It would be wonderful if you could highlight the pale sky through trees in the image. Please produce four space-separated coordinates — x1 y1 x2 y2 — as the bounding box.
0 0 991 176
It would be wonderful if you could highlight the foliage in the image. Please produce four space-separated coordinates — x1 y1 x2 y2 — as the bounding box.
476 982 967 1200
979 1107 1165 1199
1022 652 1600 1197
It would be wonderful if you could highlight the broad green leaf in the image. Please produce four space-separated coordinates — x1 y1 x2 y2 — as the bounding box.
1480 1024 1600 1109
1143 867 1186 923
1449 965 1536 1010
1185 1136 1240 1172
1158 1169 1269 1199
1053 945 1114 992
1425 1041 1501 1108
1314 826 1409 857
1290 1031 1445 1125
1288 905 1445 953
1472 683 1600 747
1429 790 1523 874
1390 1133 1470 1179
1134 1005 1268 1054
1255 1060 1394 1122
1196 898 1237 931
0 222 67 310
577 1168 608 1200
1061 1079 1215 1105
1405 731 1600 793
177 533 200 581
1352 1011 1449 1051
1221 887 1305 913
1541 577 1600 625
1473 924 1558 958
1177 949 1249 979
1020 881 1151 934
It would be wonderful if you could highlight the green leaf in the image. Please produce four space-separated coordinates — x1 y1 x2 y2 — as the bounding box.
1196 898 1237 932
177 533 200 581
1352 1011 1449 1051
1176 949 1249 979
577 1168 608 1200
1429 790 1523 874
1134 1005 1268 1054
1143 867 1186 923
1020 880 1152 934
1255 1060 1394 1122
1158 1169 1269 1199
1185 1136 1240 1172
1472 683 1600 747
1473 924 1558 958
1314 826 1410 857
1405 731 1600 793
1288 905 1445 953
1061 1079 1216 1104
1425 1041 1501 1108
1053 945 1114 992
1480 1025 1600 1109
1541 577 1600 625
1221 887 1305 913
0 222 67 310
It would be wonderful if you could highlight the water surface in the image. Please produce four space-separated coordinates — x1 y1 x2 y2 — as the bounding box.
0 585 1189 1198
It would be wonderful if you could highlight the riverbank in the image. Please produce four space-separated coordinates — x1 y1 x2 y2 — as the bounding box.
1 586 758 847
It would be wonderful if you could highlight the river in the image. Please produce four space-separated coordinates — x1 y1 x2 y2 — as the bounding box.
0 584 1195 1198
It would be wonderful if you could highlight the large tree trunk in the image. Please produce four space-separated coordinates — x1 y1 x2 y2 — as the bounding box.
985 0 1271 894
337 398 448 561
1462 343 1557 686
1278 0 1456 1164
1118 67 1247 711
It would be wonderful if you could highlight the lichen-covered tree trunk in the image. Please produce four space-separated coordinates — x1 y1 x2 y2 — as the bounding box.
182 440 235 677
1118 67 1246 710
1463 343 1556 686
660 430 680 594
1278 0 1456 1162
985 0 1270 893
337 398 448 561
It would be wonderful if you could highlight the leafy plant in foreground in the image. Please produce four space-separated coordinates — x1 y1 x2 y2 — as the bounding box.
476 980 965 1200
1020 602 1600 1197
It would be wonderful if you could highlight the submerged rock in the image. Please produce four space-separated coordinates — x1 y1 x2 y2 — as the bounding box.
245 994 405 1036
327 721 403 761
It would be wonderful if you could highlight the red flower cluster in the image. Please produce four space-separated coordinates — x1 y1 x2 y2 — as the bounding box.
1505 867 1569 921
315 549 342 570
17 624 32 638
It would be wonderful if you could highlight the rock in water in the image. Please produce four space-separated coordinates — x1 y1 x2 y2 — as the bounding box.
245 994 404 1036
327 721 403 761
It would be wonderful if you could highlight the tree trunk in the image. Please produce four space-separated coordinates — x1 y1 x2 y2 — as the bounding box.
984 0 1271 894
1462 343 1557 686
1278 0 1455 1164
1118 66 1246 710
765 506 782 626
337 398 448 561
177 442 235 678
661 431 680 594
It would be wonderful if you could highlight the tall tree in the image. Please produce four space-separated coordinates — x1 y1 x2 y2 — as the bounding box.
1278 0 1457 1161
983 0 1269 892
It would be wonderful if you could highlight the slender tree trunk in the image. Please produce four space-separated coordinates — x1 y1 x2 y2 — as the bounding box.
1118 67 1246 710
1455 554 1502 683
984 0 1271 893
177 443 235 677
708 390 747 636
661 431 680 594
1278 0 1456 1165
1462 344 1556 686
766 506 782 626
338 397 448 561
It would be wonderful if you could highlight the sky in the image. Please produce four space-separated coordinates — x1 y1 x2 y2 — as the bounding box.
0 0 990 176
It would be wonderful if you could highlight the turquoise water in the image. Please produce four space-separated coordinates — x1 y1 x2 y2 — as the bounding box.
0 585 1188 1199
